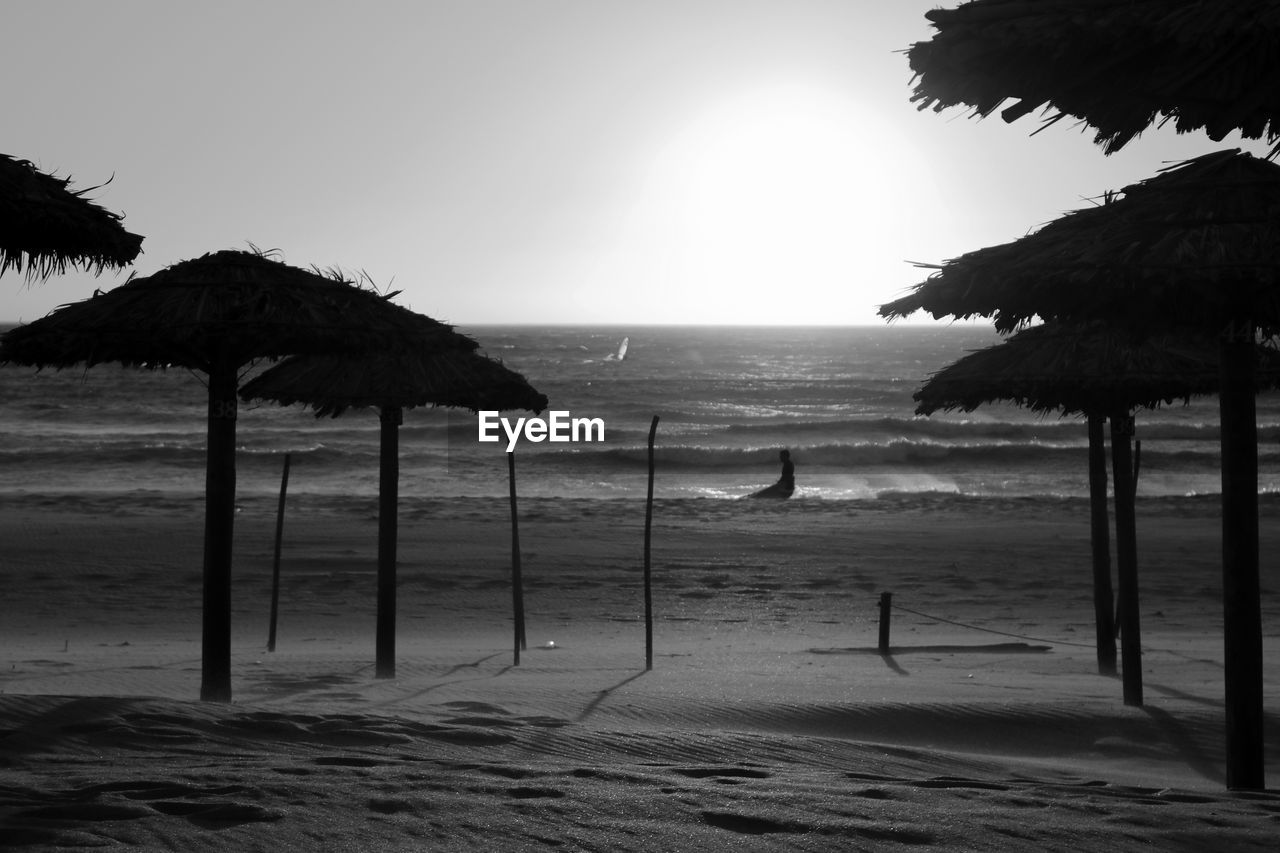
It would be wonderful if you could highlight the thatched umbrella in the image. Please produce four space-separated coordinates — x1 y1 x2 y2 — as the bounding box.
882 151 1280 334
902 0 1280 788
882 149 1280 788
1 153 143 279
0 249 477 701
240 347 547 678
914 322 1267 704
907 0 1280 155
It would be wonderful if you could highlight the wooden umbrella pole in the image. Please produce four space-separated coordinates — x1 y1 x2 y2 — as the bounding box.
201 356 238 703
375 406 401 679
1133 439 1141 490
267 453 291 653
644 415 659 671
1109 412 1142 707
1219 329 1264 790
1086 415 1116 676
509 450 525 665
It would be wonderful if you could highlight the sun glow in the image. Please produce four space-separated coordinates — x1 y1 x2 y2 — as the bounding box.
596 85 946 324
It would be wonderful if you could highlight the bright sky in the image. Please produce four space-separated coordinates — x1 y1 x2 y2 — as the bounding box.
3 1 1274 326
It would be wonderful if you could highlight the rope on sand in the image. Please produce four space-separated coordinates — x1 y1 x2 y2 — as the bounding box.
886 600 1098 649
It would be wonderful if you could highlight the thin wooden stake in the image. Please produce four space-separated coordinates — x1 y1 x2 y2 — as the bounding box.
644 415 659 671
267 453 291 652
509 450 526 665
1086 415 1116 675
1133 438 1142 493
878 592 893 654
375 406 401 679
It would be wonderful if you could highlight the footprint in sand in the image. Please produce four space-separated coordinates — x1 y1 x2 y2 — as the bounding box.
507 786 566 799
672 766 771 781
441 700 512 715
912 776 1011 791
367 798 422 815
151 800 282 829
700 811 803 835
312 755 389 768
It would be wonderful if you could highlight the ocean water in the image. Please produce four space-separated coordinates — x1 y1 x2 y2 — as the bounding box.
2 324 1278 511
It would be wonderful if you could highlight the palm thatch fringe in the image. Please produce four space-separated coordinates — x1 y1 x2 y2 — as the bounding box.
911 323 1276 417
1 154 143 279
908 0 1280 155
0 249 477 372
880 150 1280 335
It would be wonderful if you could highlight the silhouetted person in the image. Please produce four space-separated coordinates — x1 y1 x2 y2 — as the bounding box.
749 448 795 499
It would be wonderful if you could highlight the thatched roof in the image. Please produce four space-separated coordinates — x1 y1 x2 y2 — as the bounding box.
0 249 477 372
913 323 1274 417
241 348 548 417
907 0 1280 155
880 150 1280 335
1 154 143 279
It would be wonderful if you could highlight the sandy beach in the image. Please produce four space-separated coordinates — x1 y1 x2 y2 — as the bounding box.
2 493 1279 850
9 0 1280 846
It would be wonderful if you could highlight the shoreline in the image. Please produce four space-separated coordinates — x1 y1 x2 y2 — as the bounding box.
0 484 1265 516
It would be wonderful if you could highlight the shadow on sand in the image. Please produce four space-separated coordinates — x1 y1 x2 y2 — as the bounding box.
810 643 1051 676
576 671 648 722
364 652 511 709
813 643 1051 656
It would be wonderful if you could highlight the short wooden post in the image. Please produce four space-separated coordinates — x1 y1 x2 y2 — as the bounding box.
878 592 892 654
267 453 291 652
644 416 659 671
